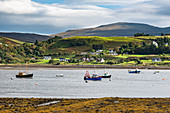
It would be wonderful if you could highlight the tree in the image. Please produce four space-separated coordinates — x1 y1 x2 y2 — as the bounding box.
161 33 164 36
34 40 39 45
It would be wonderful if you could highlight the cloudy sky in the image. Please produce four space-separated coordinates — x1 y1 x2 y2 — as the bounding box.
0 0 170 34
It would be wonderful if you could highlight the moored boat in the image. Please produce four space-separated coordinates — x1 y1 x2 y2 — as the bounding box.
128 69 140 73
154 71 159 74
84 71 102 81
56 74 64 77
101 72 111 78
16 63 33 78
16 72 33 78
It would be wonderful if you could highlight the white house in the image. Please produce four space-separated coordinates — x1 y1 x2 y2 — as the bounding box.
96 58 105 63
59 58 69 62
96 50 103 52
81 52 88 55
90 52 96 55
153 41 158 47
152 58 162 62
44 56 51 60
101 58 105 63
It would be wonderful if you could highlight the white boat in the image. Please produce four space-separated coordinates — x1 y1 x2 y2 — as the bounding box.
56 74 64 77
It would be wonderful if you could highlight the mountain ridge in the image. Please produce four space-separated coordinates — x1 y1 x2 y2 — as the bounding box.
51 22 170 38
0 32 51 43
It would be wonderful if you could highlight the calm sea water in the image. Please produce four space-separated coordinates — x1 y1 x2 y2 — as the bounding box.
0 68 170 98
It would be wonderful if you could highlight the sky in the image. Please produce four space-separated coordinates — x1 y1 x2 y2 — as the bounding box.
0 0 170 34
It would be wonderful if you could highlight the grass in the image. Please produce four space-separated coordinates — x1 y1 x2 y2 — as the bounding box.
64 36 144 42
36 59 50 64
4 37 25 44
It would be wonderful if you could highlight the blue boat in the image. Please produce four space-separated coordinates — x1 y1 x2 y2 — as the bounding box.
128 69 140 73
84 71 102 81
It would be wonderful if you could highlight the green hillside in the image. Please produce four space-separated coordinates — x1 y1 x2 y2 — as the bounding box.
49 36 145 51
0 36 25 45
0 35 169 66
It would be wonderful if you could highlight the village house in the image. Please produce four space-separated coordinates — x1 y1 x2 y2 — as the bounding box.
96 50 103 52
81 58 90 62
90 52 96 55
96 58 105 63
152 58 162 62
81 52 88 55
153 41 158 47
109 50 118 55
43 56 51 60
59 58 69 62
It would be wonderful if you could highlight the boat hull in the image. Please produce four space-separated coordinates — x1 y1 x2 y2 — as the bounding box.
84 77 102 81
101 75 111 78
129 71 140 73
16 74 33 78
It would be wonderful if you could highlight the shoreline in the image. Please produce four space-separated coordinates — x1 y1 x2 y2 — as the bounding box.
0 97 170 112
0 64 170 70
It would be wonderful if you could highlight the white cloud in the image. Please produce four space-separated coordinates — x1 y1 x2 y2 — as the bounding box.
0 0 170 34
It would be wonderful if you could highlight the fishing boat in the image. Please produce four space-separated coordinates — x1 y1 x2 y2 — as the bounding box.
128 69 140 73
16 72 33 78
56 74 64 77
101 72 111 78
84 71 102 81
16 63 33 78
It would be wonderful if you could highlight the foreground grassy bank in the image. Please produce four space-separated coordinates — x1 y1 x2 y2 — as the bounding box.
0 97 170 113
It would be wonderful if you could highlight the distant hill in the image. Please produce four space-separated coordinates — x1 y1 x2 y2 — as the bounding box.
0 32 51 43
51 22 170 38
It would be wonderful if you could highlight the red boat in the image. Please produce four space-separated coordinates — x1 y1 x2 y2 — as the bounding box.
84 71 102 81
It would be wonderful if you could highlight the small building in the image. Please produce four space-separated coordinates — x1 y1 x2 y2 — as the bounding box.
96 53 100 55
96 58 105 63
44 56 51 60
152 58 162 62
90 58 95 61
109 50 118 55
153 41 158 47
59 58 69 62
96 50 103 52
90 52 96 55
81 58 90 62
109 50 114 53
81 52 88 55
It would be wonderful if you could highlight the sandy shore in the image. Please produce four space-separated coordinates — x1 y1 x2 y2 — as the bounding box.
0 97 170 113
0 64 170 70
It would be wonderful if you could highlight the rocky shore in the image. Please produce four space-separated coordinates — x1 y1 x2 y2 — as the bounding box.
0 97 170 113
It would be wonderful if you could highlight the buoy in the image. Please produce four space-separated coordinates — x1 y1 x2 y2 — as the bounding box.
109 79 111 81
162 79 164 80
11 77 13 80
36 83 38 85
85 80 88 83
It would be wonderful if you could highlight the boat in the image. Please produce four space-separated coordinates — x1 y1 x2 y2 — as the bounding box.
154 71 159 74
16 72 33 78
101 72 111 78
56 74 64 77
84 71 102 81
128 69 140 73
16 63 33 78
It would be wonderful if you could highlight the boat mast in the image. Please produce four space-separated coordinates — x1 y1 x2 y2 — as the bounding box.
26 61 28 74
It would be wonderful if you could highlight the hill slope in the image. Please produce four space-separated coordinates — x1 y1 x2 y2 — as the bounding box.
52 22 170 38
0 32 51 43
